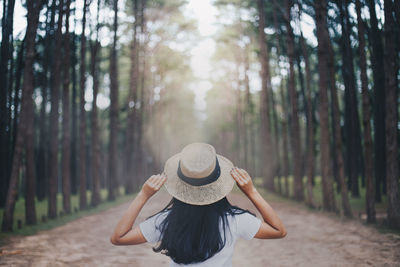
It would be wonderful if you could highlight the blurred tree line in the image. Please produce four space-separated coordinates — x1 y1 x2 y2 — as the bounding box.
207 0 399 227
0 0 399 232
0 0 200 231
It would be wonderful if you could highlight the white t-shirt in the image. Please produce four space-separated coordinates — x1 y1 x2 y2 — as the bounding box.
139 210 262 267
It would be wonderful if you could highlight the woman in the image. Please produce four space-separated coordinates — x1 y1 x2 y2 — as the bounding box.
110 142 286 266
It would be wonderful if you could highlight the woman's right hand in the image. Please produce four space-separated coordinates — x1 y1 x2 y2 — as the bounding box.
140 172 167 199
230 167 257 197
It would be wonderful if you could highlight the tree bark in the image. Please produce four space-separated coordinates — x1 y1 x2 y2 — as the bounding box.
327 37 352 217
298 3 315 207
257 0 274 191
108 0 119 201
90 0 102 207
79 0 88 209
25 34 37 226
0 0 16 208
135 0 147 185
383 0 400 228
48 0 65 219
279 80 290 197
10 39 24 185
270 87 281 193
125 0 139 195
1 0 44 232
243 45 250 173
36 0 54 202
366 0 386 203
337 0 363 198
61 0 72 214
285 0 303 201
354 0 375 223
235 61 243 166
70 9 79 195
272 0 289 196
314 0 336 212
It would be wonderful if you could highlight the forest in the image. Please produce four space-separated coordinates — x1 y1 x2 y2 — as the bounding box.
0 0 399 235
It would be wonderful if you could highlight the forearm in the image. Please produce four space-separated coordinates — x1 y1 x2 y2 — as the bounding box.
247 189 285 233
111 191 149 239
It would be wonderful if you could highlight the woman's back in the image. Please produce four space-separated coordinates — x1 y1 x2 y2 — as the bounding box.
139 208 262 267
110 143 286 266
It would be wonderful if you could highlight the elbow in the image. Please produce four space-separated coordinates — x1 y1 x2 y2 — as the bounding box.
280 228 287 238
110 235 120 245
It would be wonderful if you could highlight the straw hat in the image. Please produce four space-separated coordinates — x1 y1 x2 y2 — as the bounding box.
163 142 235 205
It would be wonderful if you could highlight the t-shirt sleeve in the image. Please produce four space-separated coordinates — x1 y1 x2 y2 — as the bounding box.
139 212 166 244
235 212 262 240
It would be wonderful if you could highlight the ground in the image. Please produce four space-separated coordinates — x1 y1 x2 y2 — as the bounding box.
1 190 399 266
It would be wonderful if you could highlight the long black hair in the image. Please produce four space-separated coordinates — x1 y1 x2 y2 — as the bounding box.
148 197 255 264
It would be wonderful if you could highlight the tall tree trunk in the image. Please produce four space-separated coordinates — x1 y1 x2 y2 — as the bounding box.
243 47 249 172
285 0 303 201
90 0 102 207
243 46 255 177
2 0 44 232
79 0 88 209
383 0 400 228
25 27 37 226
270 87 281 193
48 0 65 219
327 38 352 217
135 0 147 185
36 0 54 202
62 0 72 214
70 10 79 195
235 62 243 166
337 0 363 198
257 0 274 191
108 0 119 201
279 80 290 197
125 0 139 195
0 0 16 208
314 0 337 212
25 79 37 225
10 39 24 177
366 0 386 202
355 0 375 223
273 0 289 196
298 4 315 207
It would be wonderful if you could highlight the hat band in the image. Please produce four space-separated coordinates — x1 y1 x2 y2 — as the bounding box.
177 156 221 186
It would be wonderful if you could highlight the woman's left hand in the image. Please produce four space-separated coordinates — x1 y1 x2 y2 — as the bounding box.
140 172 168 199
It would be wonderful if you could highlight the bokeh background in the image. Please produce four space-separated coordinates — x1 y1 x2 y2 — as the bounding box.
0 0 399 242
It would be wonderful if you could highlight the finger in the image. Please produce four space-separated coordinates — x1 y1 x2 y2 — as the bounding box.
232 168 244 180
155 176 165 187
230 169 242 181
235 168 248 181
239 168 250 177
236 178 244 186
232 169 247 184
155 177 167 189
148 175 156 183
231 170 243 185
238 170 250 182
149 177 160 188
233 167 246 179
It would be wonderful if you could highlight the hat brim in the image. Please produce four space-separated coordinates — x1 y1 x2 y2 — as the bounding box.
163 153 235 205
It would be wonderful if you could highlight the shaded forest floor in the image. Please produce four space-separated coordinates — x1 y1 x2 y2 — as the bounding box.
1 189 399 266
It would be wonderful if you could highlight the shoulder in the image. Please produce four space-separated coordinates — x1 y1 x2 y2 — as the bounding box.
145 210 170 226
230 212 262 241
139 210 170 244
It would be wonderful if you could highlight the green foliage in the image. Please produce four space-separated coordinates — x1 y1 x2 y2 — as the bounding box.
0 188 134 244
271 176 388 214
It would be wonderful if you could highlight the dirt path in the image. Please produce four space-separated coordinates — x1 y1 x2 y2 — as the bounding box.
1 190 399 266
